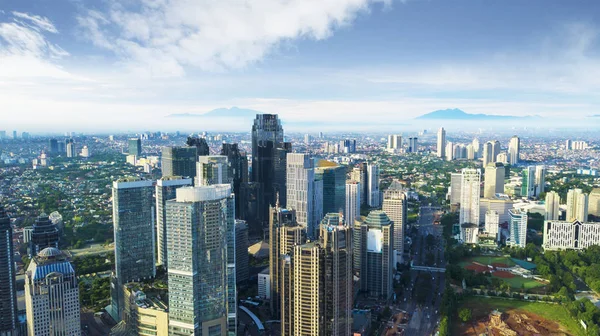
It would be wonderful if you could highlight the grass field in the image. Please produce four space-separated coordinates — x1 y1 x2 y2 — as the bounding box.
492 274 546 289
469 256 516 267
457 297 586 336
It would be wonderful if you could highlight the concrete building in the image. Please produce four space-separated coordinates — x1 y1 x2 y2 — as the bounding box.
116 283 169 336
543 220 600 250
485 210 500 239
287 154 320 237
155 176 192 268
589 188 600 217
508 136 520 165
535 165 546 197
459 168 481 225
521 166 536 199
507 209 527 248
437 127 446 159
196 155 231 187
166 185 236 335
484 162 505 198
449 173 462 205
387 134 402 153
482 140 500 166
345 181 361 227
566 188 588 222
359 211 393 299
367 164 380 207
479 195 514 226
382 181 407 262
460 223 479 244
30 213 59 256
445 141 454 161
25 248 80 336
408 137 418 153
0 207 17 335
257 268 270 299
545 191 560 220
350 163 368 205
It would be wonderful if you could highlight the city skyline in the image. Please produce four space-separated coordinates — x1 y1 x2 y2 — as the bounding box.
2 1 600 131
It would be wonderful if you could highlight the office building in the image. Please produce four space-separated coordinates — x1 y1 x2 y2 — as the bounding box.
508 136 520 165
155 176 193 267
484 162 505 198
382 181 407 261
459 168 481 225
350 164 367 205
437 127 446 159
25 248 80 336
543 220 600 250
286 153 321 237
507 209 527 248
467 144 475 160
566 188 588 222
65 138 75 158
449 173 462 204
367 164 380 207
535 165 546 197
570 140 588 150
281 219 352 336
316 160 346 215
49 138 58 154
387 134 402 153
166 185 235 335
161 146 197 179
479 195 514 225
81 145 90 157
128 138 142 157
496 152 508 165
30 213 60 256
589 188 600 217
221 143 249 218
235 220 249 283
196 155 231 186
186 136 210 156
0 207 17 335
258 268 270 299
268 205 306 318
545 191 561 220
521 166 536 199
111 178 155 321
345 181 361 227
485 210 500 239
408 137 418 153
359 211 393 299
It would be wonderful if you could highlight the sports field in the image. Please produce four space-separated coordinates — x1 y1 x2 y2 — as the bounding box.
459 256 545 289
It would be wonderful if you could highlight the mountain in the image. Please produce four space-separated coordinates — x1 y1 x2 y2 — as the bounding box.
167 107 262 118
416 108 539 120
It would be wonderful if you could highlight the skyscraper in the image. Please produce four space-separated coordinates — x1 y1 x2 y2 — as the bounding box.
186 136 210 156
521 166 536 199
408 137 418 153
128 138 142 157
382 181 407 262
25 248 81 336
545 191 560 220
0 207 17 335
482 140 500 166
387 134 402 153
196 155 231 186
566 189 587 222
484 162 505 198
315 160 346 215
589 188 600 217
235 220 249 283
30 213 60 257
472 138 481 159
111 178 155 321
359 211 393 299
534 165 546 197
484 210 500 239
507 209 527 247
281 217 352 336
459 168 481 225
269 205 306 318
508 136 520 165
48 138 58 154
367 164 380 207
286 153 321 238
65 138 75 158
449 172 462 205
221 143 249 218
345 181 361 227
350 164 367 205
166 185 235 336
155 176 193 268
437 127 446 159
445 141 454 161
161 146 197 179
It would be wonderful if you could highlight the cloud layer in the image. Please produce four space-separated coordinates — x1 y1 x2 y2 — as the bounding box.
77 0 389 76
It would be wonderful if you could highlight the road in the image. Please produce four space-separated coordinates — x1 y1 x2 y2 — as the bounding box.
394 206 445 336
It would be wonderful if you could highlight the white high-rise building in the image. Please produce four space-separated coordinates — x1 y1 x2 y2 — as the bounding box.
482 140 501 166
485 210 500 239
521 166 536 199
81 145 90 158
507 209 527 248
345 181 361 227
367 164 380 207
508 136 520 165
382 181 407 262
496 152 508 165
466 144 475 160
543 220 600 250
589 189 600 217
25 248 81 336
534 165 546 197
437 127 446 159
287 154 318 234
484 162 505 198
196 155 230 186
387 134 402 152
445 141 454 161
460 168 481 225
472 138 481 159
566 189 588 222
449 173 462 205
545 191 560 220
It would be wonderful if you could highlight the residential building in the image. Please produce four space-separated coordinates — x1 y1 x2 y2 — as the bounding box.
459 168 481 225
257 268 270 299
25 248 80 336
507 209 527 248
543 220 600 250
445 141 454 161
534 165 546 197
345 181 361 227
286 153 320 237
566 188 588 222
387 134 402 153
155 176 193 267
589 188 600 217
482 140 500 166
545 191 560 220
65 138 75 158
437 127 446 159
0 207 17 335
485 210 499 239
508 136 520 165
449 173 462 205
484 162 505 198
460 223 479 244
166 185 235 336
350 164 367 205
367 164 380 207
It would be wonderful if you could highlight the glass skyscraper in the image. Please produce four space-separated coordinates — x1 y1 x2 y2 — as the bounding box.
0 207 17 335
316 160 346 217
161 146 197 179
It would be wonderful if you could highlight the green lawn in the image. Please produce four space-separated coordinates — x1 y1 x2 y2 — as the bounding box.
458 297 586 336
492 275 546 290
469 256 516 267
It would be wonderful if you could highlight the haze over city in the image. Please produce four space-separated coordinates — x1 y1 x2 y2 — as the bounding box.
2 0 600 131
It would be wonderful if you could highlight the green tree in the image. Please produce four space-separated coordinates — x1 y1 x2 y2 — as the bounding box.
459 308 472 322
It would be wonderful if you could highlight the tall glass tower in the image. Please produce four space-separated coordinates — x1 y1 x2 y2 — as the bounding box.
161 146 197 179
0 207 17 335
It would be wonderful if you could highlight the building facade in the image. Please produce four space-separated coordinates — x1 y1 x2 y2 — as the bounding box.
345 181 361 227
382 182 407 261
316 160 346 216
543 220 600 250
161 146 197 179
0 207 17 335
507 209 527 248
437 127 446 159
484 162 505 198
30 213 59 256
359 211 393 299
367 164 380 207
459 168 481 225
545 191 560 220
508 136 520 165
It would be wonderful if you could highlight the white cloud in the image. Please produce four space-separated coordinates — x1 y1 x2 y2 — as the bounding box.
77 0 391 76
12 11 59 33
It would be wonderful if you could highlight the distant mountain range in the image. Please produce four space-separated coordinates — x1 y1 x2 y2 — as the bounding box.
416 108 540 120
167 107 262 118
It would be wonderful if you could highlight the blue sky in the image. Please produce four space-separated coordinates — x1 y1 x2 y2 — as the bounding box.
1 0 600 132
